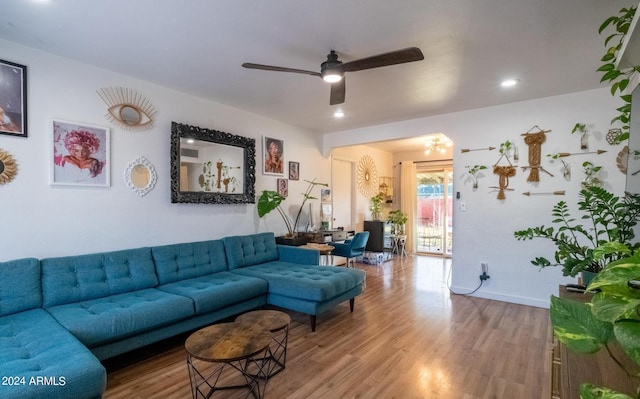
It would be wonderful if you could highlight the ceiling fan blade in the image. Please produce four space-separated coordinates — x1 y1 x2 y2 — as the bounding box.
339 47 424 72
242 63 321 77
330 78 346 105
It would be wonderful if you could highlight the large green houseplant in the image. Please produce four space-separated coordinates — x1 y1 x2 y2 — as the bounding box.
514 186 640 279
257 179 327 243
550 243 640 398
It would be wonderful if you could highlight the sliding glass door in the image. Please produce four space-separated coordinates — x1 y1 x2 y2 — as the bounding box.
416 165 453 256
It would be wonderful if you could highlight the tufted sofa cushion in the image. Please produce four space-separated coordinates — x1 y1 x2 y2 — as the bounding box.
231 261 366 302
0 308 105 399
223 232 279 269
158 271 268 314
44 288 194 347
41 247 157 307
151 239 228 285
0 258 41 317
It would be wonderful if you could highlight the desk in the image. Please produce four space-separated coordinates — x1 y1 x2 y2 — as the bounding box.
185 323 271 399
299 243 334 265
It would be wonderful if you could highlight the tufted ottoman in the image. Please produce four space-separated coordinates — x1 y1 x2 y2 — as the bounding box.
230 261 365 331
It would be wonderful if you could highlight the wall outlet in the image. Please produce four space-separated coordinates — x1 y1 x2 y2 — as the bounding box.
481 262 488 274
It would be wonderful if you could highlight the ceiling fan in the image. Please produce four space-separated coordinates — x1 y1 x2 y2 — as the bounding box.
242 47 424 105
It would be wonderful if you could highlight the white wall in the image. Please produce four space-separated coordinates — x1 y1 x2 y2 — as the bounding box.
0 39 330 261
331 145 394 228
325 88 626 307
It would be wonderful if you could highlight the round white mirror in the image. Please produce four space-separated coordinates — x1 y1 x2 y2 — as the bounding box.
131 164 150 188
124 156 157 197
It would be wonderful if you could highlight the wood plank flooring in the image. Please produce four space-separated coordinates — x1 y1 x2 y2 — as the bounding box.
103 256 551 399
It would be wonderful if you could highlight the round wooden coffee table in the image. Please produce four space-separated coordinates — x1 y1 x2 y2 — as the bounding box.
185 322 271 399
235 310 291 378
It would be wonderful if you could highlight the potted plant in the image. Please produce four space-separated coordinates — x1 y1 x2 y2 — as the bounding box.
514 186 640 283
387 209 408 235
370 193 384 221
257 179 328 245
550 242 640 398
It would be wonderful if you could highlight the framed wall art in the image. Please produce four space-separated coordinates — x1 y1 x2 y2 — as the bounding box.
277 178 288 197
51 119 110 187
263 136 284 175
0 59 27 137
289 161 299 180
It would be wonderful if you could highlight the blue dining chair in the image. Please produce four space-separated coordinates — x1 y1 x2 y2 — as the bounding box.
329 231 370 267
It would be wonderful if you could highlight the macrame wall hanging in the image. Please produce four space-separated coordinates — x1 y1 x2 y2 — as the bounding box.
521 125 552 182
491 141 517 200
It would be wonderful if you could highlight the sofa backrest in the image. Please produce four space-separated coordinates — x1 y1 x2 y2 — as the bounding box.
0 258 42 316
151 239 228 285
41 247 158 307
223 232 279 269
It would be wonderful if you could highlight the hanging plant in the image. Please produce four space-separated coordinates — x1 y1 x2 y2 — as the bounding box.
597 6 639 144
547 153 571 180
465 164 487 189
571 123 589 150
581 161 603 189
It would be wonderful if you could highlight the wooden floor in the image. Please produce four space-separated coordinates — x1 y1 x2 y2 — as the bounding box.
103 255 552 399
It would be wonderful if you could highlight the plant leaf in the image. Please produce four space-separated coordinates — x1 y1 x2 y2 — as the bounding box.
550 296 614 354
579 384 635 399
614 320 640 366
591 292 640 323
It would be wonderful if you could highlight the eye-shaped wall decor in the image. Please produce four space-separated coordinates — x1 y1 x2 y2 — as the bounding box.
124 156 157 197
97 87 157 130
0 148 18 185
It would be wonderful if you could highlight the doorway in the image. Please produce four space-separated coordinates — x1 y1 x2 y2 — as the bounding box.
331 157 354 230
415 165 453 256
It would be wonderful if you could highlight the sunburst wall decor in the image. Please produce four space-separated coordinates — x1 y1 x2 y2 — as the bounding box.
0 148 18 185
356 155 378 197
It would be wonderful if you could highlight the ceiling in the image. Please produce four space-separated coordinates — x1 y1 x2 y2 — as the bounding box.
0 0 634 139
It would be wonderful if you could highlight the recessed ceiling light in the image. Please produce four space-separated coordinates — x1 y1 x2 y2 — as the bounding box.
333 110 345 118
501 79 519 87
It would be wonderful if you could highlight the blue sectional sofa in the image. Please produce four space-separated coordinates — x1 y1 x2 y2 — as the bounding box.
0 232 365 399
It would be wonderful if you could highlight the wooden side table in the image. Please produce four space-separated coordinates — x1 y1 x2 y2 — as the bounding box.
299 243 335 265
236 310 291 378
185 322 271 399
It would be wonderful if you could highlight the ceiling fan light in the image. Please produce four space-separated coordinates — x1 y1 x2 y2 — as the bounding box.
501 79 519 87
323 72 343 83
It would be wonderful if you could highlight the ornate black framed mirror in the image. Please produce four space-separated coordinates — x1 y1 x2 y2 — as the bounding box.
170 122 256 204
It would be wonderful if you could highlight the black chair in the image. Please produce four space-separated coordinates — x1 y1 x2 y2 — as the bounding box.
329 231 370 267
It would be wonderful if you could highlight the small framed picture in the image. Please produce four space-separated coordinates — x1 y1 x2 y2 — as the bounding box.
289 161 299 180
51 119 110 187
263 136 284 175
0 59 27 137
277 178 288 197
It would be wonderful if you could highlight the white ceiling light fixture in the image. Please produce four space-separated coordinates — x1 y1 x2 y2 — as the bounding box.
425 137 452 155
501 78 520 87
333 110 345 118
322 71 343 83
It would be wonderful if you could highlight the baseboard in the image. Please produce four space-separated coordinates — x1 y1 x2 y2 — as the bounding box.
449 285 550 309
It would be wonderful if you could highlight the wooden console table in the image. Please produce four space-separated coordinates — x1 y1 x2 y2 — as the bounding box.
551 286 638 398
